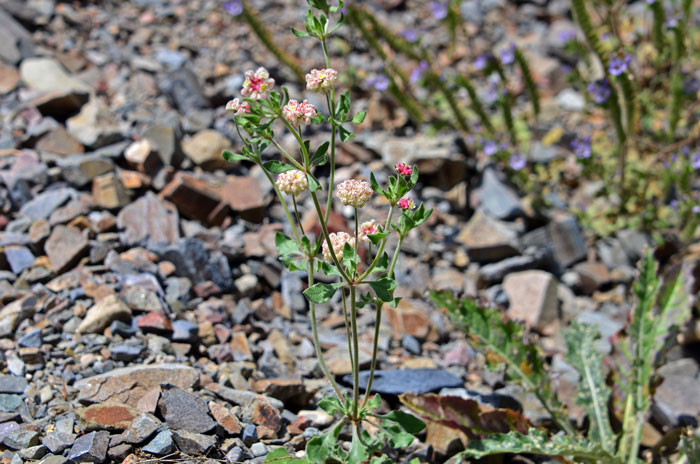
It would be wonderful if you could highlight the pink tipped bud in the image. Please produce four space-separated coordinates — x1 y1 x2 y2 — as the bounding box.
322 232 354 261
397 197 415 210
306 68 338 93
225 98 250 116
359 219 380 243
394 162 413 176
241 67 275 100
282 99 317 126
336 179 373 208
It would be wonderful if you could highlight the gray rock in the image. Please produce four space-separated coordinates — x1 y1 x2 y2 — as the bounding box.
241 424 257 447
456 209 521 263
226 446 246 464
110 343 143 362
142 430 174 455
596 238 629 269
478 168 523 220
479 248 553 284
19 58 90 93
17 328 42 348
42 432 75 454
402 335 421 355
0 376 27 394
0 8 34 63
0 422 20 441
652 375 700 427
616 229 650 262
171 320 198 343
3 430 40 450
66 431 109 463
0 395 22 412
122 413 160 444
19 188 72 220
171 429 216 455
657 358 700 380
4 246 35 274
142 125 183 166
159 68 210 114
345 369 463 395
156 238 234 291
158 385 216 434
548 215 587 269
116 192 180 246
556 88 585 111
57 154 114 187
66 99 121 148
250 442 268 457
39 455 68 464
19 444 48 460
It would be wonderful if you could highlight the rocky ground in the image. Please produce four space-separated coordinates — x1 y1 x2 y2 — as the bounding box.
0 0 699 463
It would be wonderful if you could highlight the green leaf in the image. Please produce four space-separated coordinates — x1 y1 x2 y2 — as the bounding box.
303 283 342 304
291 27 310 37
366 394 381 412
319 261 344 278
221 150 249 162
275 232 301 257
352 110 367 124
379 421 414 448
368 278 396 302
307 172 322 192
347 432 369 464
339 125 354 142
380 410 425 434
370 172 386 197
312 141 330 163
264 160 297 174
264 447 309 463
342 242 359 273
457 428 613 460
373 252 389 273
565 322 615 453
317 397 344 416
366 231 389 246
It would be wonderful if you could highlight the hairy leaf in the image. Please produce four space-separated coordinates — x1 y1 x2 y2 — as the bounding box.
565 322 615 453
275 232 300 257
456 428 612 460
304 282 342 304
264 160 297 174
264 448 309 463
222 150 250 162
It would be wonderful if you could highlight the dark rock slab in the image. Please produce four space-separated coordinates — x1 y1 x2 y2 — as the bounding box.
158 385 216 434
0 375 27 394
66 431 109 463
116 192 180 246
159 67 210 114
42 432 75 454
122 413 160 444
547 214 587 269
344 369 463 395
3 430 40 449
652 375 700 427
478 167 523 220
155 238 234 290
142 430 174 455
171 429 216 455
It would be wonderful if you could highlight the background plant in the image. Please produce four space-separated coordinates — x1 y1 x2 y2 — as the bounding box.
223 1 431 463
429 251 692 462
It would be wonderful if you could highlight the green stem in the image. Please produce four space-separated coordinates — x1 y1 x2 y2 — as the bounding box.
350 285 360 420
308 260 344 401
310 191 352 283
354 209 359 278
292 195 305 236
356 206 395 283
257 161 304 249
268 138 306 171
341 288 355 369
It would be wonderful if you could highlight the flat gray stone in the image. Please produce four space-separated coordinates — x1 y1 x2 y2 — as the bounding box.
345 369 463 395
66 431 109 463
3 430 40 449
0 376 28 394
158 385 216 434
142 430 174 455
171 429 216 455
478 168 523 220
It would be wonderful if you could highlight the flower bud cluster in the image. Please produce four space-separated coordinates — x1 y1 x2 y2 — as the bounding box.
241 67 275 100
225 98 251 116
275 170 309 196
336 179 373 208
397 198 415 210
394 162 413 176
282 99 317 126
322 232 354 261
359 220 379 243
306 68 338 93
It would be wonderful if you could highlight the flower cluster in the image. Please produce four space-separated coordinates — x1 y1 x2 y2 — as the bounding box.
397 197 415 210
336 179 373 208
282 99 317 126
588 78 611 104
483 140 498 156
395 162 413 176
609 55 631 76
306 68 338 93
509 152 526 171
225 98 251 116
322 232 354 261
359 219 380 242
241 67 275 100
571 137 592 159
275 170 309 196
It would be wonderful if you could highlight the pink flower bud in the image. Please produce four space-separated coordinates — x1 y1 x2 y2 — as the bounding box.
275 170 308 196
282 99 317 126
394 162 413 176
306 68 338 93
336 179 373 208
225 98 251 116
322 232 354 261
241 67 275 100
397 197 415 210
359 219 380 243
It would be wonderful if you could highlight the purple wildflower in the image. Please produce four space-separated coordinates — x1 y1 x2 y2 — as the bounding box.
509 152 526 170
366 74 390 91
588 78 611 104
691 152 700 169
646 0 656 4
483 140 498 156
410 61 429 84
474 54 491 71
571 136 592 159
558 29 577 43
223 0 243 16
693 205 700 214
666 16 678 28
402 29 418 43
670 200 678 209
608 55 631 76
500 44 516 65
431 1 448 20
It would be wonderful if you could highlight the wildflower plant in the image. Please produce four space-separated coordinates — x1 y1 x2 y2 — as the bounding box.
222 1 431 462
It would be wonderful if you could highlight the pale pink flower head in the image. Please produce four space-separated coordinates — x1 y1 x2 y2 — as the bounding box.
395 162 413 176
225 98 251 116
322 231 354 261
359 219 380 243
397 197 415 210
241 67 275 100
336 179 373 208
275 170 308 196
306 68 338 93
282 99 317 126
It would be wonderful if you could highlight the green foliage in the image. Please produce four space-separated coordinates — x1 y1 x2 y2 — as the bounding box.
456 75 495 134
433 251 693 462
570 0 608 67
514 48 540 117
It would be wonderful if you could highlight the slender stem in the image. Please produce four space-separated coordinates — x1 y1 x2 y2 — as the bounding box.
357 206 395 283
350 285 360 420
292 195 305 236
361 301 382 409
268 138 306 171
310 191 352 283
354 209 359 278
307 260 344 401
341 288 354 370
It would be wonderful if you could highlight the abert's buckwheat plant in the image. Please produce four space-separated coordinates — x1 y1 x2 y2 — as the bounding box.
222 1 431 462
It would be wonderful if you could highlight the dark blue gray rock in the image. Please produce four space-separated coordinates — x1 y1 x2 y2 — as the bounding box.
0 394 22 412
157 385 216 434
42 432 75 454
19 188 73 220
402 335 421 355
171 429 216 455
171 320 198 343
142 430 174 455
3 430 40 450
108 320 137 338
242 424 257 447
17 328 42 348
156 238 234 291
122 413 160 444
4 246 35 274
110 343 143 362
0 376 27 394
652 375 700 427
66 431 109 463
479 168 523 220
345 369 463 395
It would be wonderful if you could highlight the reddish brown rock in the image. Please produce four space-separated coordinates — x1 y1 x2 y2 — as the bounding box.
137 310 172 333
230 332 253 362
244 398 281 439
78 403 140 431
208 401 242 435
116 192 180 245
35 126 84 155
45 225 88 273
384 298 433 341
0 62 19 94
159 172 229 226
75 364 199 407
221 176 268 223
